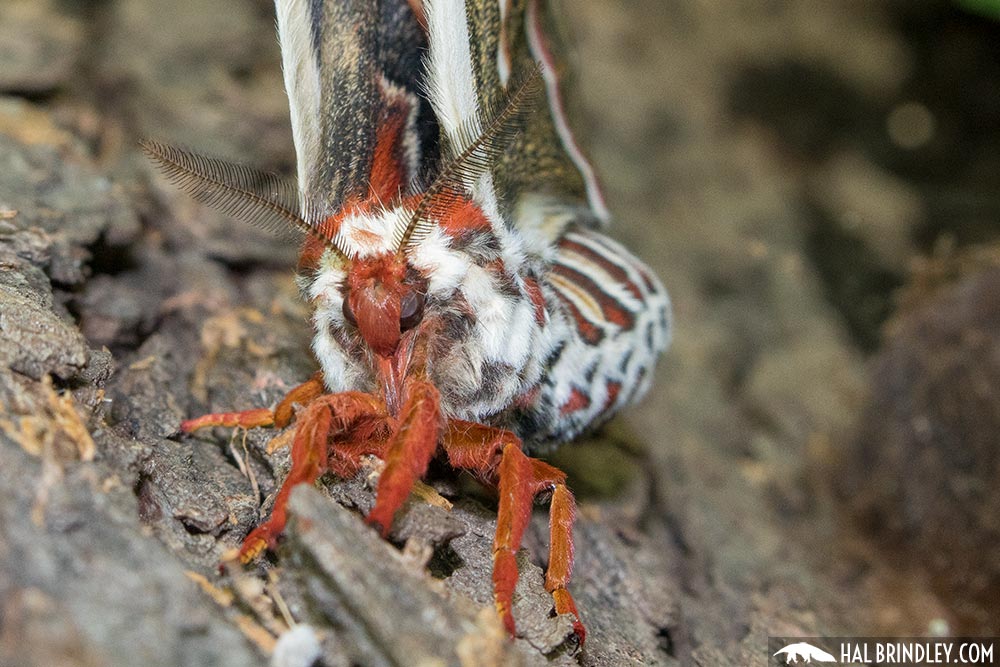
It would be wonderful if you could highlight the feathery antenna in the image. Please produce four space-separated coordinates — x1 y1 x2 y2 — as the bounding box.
140 139 346 258
394 64 544 250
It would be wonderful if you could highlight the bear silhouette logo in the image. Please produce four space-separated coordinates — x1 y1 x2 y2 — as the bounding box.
773 642 837 663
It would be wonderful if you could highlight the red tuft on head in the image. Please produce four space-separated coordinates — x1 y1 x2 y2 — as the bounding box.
297 201 359 273
346 254 409 357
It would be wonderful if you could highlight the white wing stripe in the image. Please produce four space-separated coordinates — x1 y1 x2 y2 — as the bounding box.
275 0 323 201
424 0 481 143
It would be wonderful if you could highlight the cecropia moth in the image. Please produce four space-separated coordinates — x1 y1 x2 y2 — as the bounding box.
143 0 671 645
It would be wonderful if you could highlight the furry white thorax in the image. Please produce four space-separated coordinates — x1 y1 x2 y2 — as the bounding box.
299 169 672 445
331 208 410 258
303 205 552 423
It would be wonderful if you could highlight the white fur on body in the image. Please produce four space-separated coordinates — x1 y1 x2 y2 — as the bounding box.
303 205 670 450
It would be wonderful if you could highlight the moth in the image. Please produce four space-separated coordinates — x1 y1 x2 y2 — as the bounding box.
143 0 670 645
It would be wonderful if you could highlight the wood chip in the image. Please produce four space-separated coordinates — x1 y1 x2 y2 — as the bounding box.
184 570 235 607
235 614 276 655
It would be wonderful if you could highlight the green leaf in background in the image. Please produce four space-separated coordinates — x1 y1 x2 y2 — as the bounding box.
957 0 1000 20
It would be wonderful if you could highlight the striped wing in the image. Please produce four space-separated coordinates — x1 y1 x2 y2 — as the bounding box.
425 0 608 243
275 0 434 212
493 0 610 227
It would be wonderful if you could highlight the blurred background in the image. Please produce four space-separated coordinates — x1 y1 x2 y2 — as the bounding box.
558 0 1000 641
0 0 998 664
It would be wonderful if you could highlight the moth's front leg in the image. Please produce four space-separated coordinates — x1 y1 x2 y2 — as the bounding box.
240 391 388 562
181 407 275 433
365 377 442 535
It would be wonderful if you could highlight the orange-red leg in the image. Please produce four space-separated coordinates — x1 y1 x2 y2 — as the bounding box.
365 378 441 535
181 373 325 433
493 442 536 637
239 391 387 562
441 420 585 643
272 372 325 428
545 482 584 643
182 407 274 433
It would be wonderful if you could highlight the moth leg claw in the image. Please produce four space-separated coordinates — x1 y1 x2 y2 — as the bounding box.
238 525 275 563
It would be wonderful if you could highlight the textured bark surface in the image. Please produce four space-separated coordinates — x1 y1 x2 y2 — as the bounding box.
1 1 998 666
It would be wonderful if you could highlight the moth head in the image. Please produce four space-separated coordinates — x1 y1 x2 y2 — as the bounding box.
340 251 425 358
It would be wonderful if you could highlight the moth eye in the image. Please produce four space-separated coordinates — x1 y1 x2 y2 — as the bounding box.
399 291 425 331
342 297 357 327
